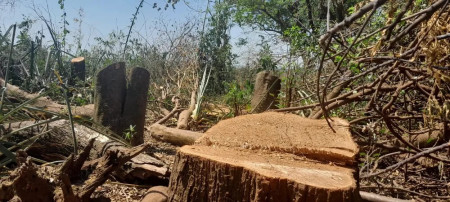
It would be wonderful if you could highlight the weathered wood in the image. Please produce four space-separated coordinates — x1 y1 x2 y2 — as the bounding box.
177 91 196 129
150 123 203 146
168 112 360 202
251 71 281 113
69 57 86 86
141 186 168 202
122 67 150 146
94 62 127 135
0 78 94 117
359 191 412 202
4 119 168 181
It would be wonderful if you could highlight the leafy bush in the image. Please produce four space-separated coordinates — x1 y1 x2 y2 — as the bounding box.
223 81 253 116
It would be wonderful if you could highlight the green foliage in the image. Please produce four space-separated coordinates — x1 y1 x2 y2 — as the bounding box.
256 43 277 71
199 1 235 95
124 125 136 141
223 81 253 116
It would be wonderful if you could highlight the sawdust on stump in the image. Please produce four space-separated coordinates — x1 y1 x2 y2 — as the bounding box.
168 112 360 202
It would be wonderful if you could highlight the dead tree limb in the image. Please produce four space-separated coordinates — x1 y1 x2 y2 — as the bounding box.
362 141 450 178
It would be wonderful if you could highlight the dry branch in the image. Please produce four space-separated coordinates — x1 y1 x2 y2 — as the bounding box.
319 0 388 47
362 141 450 178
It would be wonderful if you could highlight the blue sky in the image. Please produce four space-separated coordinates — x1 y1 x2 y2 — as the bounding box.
0 0 287 66
1 0 207 45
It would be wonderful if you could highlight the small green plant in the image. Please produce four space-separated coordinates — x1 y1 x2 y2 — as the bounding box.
124 125 136 141
223 81 253 116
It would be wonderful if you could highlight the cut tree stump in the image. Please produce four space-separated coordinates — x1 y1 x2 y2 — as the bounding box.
251 71 281 113
94 62 127 134
93 63 150 145
69 57 86 86
122 67 150 146
168 112 360 202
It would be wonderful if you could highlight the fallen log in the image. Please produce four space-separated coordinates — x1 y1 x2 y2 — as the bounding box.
0 78 94 117
150 123 203 146
168 112 360 201
2 119 169 181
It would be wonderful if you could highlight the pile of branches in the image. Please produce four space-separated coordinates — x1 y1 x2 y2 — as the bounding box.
279 0 449 200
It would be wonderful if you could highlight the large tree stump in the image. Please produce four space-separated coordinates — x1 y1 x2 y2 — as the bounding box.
94 62 127 134
251 71 281 113
168 112 360 202
69 57 86 86
122 67 150 146
94 63 150 145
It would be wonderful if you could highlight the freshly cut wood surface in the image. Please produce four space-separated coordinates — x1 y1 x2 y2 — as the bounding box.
168 112 360 201
197 112 358 165
71 57 85 63
169 145 359 202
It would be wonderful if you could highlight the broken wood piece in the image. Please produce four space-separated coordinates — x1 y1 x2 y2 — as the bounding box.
141 186 168 202
78 143 150 201
168 112 360 201
4 119 168 181
359 191 412 202
150 123 203 146
177 90 196 129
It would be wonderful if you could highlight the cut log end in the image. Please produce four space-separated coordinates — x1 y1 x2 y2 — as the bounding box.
71 57 85 63
196 112 358 165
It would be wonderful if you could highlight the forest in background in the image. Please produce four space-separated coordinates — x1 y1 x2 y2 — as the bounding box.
0 0 449 201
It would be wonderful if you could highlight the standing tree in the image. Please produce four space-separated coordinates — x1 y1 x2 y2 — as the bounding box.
199 1 235 95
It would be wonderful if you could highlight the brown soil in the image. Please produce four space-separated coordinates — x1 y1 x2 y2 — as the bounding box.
197 112 358 165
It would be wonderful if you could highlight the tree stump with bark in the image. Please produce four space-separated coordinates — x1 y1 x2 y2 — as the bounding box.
168 112 360 201
69 57 86 86
94 62 127 134
94 63 150 145
122 67 150 146
251 71 281 113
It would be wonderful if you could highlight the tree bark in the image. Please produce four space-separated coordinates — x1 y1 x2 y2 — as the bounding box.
69 57 86 86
